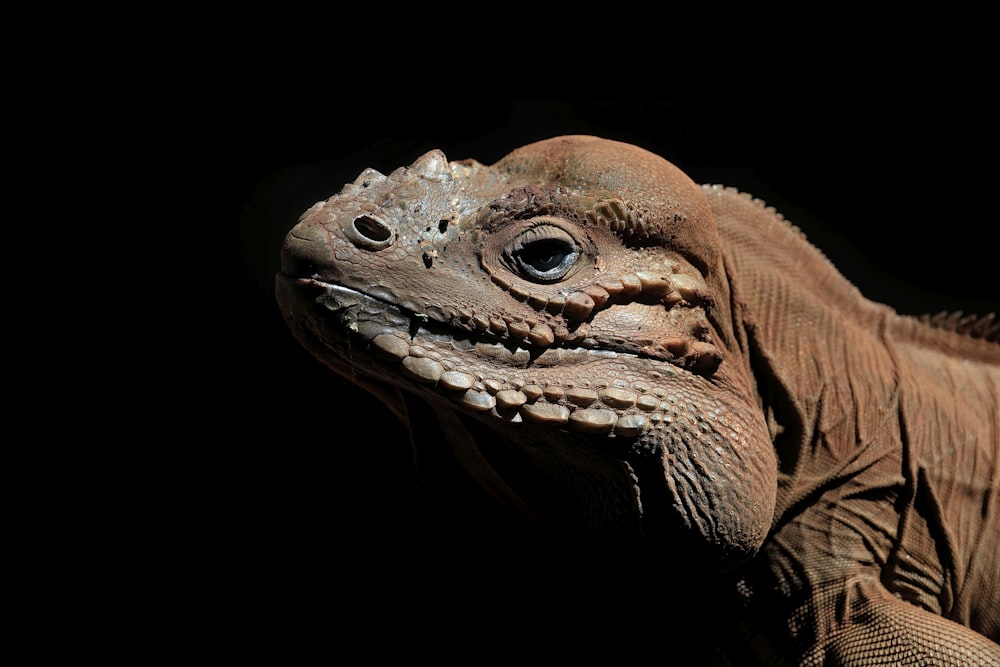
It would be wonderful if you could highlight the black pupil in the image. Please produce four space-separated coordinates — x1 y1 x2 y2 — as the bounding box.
522 240 567 272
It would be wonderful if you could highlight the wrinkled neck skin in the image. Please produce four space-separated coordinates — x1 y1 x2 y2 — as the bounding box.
484 137 777 561
277 136 779 570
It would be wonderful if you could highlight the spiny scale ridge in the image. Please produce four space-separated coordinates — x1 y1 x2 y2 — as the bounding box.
921 311 1000 343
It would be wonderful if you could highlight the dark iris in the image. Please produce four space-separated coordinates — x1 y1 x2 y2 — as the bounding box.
514 238 578 282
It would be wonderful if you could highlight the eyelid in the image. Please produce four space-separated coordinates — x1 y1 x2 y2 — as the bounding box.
510 224 580 282
482 215 596 289
512 224 577 252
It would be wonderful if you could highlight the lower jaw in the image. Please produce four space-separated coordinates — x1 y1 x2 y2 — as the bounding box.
277 274 774 558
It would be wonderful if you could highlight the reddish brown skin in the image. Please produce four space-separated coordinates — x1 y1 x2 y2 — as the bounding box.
277 136 999 664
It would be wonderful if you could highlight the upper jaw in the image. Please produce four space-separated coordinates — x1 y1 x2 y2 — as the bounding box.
275 275 722 441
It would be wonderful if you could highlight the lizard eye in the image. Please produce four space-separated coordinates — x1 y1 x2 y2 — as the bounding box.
510 225 580 283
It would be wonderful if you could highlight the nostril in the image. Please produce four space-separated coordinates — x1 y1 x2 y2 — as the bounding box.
350 214 393 249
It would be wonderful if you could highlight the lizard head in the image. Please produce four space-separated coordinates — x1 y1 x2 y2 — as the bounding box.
276 135 776 567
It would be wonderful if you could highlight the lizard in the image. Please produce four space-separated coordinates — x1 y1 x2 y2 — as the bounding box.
274 135 999 665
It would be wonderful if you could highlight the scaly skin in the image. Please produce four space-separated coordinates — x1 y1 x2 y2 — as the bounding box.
276 135 999 664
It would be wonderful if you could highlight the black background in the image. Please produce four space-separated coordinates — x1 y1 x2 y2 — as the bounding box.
236 95 997 640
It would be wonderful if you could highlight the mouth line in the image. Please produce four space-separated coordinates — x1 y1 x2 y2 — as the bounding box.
284 274 671 364
279 274 700 437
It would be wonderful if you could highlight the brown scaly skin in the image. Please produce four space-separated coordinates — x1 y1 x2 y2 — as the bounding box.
276 136 1000 664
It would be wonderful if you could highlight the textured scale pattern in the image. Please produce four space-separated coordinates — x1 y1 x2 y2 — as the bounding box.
276 136 1000 665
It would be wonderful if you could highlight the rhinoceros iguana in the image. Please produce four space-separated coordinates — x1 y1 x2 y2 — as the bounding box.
275 135 999 665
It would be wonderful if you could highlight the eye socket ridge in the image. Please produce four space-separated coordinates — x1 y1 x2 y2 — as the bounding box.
509 224 580 283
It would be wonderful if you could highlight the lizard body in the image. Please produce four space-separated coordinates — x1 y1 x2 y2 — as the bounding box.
276 135 999 664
